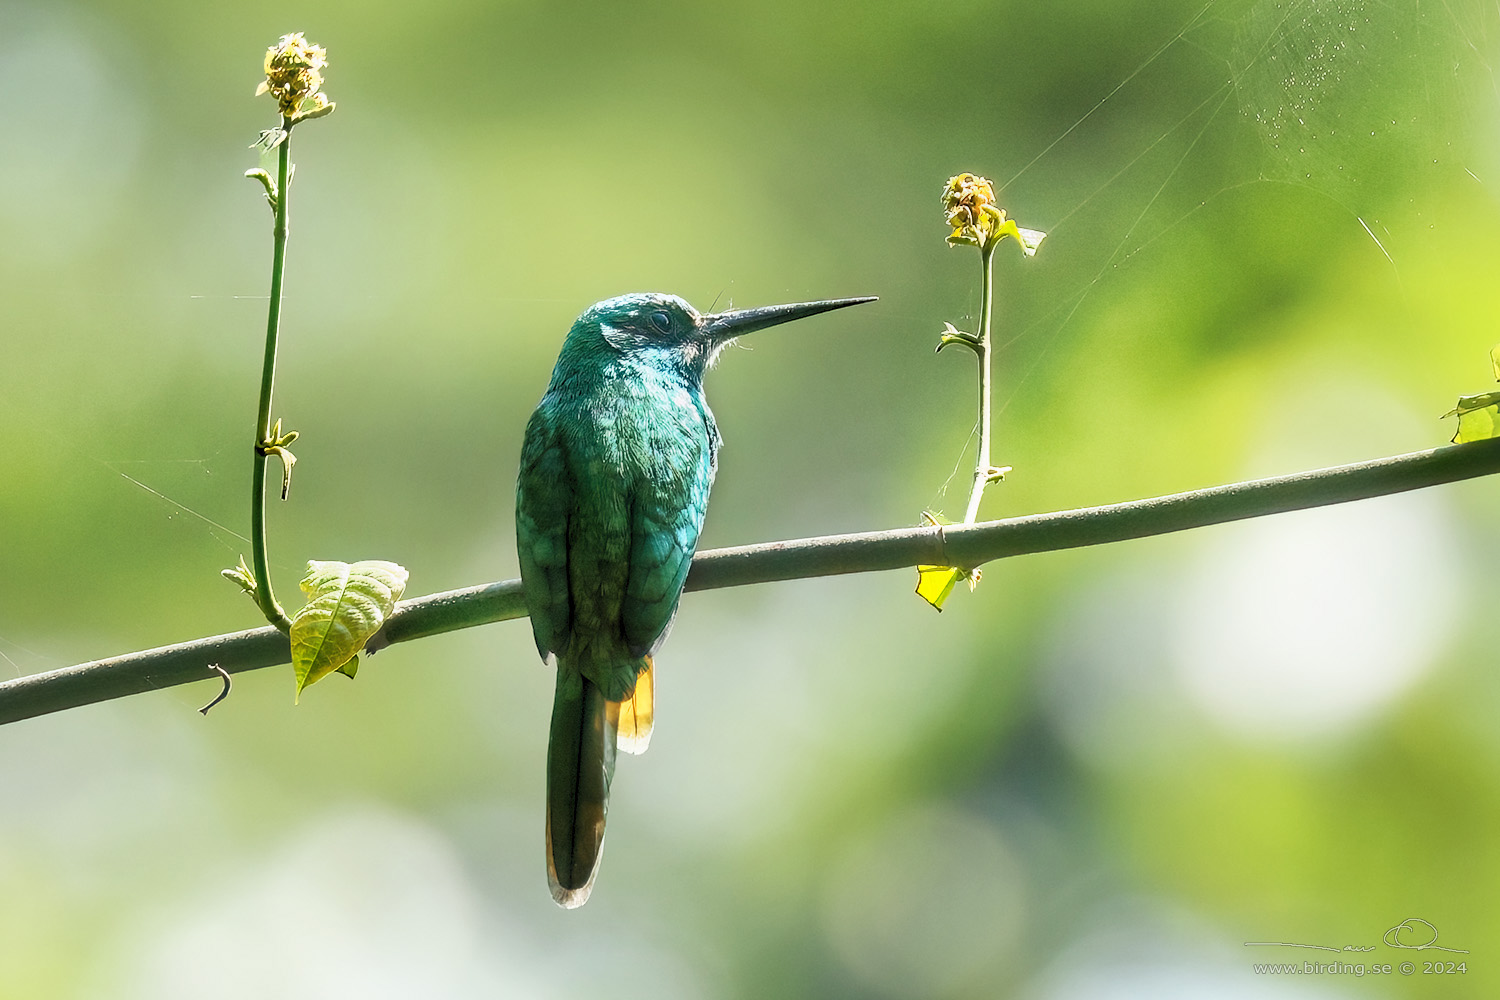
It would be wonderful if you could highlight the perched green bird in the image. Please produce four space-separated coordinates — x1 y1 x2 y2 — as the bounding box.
516 291 875 907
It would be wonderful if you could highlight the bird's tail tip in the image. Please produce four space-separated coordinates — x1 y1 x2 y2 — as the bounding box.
545 810 603 908
615 656 655 755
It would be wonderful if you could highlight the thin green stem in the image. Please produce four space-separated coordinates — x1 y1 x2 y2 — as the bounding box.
6 437 1500 726
961 243 997 524
250 118 294 632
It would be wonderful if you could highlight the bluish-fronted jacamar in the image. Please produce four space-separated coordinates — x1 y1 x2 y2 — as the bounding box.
516 291 875 906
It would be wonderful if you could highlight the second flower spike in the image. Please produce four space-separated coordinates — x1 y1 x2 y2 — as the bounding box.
256 31 336 125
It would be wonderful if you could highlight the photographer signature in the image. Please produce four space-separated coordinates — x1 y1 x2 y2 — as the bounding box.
1244 918 1469 955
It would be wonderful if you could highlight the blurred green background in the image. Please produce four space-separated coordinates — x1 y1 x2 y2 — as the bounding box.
2 0 1499 996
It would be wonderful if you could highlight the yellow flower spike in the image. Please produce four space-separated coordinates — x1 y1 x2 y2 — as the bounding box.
941 172 1047 255
942 172 1000 248
258 32 335 121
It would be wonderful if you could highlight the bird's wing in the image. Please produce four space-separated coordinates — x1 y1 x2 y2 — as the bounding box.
620 406 715 657
516 402 573 661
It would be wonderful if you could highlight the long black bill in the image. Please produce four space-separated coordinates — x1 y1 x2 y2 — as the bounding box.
702 296 877 342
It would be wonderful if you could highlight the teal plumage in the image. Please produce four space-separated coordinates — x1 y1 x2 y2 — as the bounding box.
516 291 874 907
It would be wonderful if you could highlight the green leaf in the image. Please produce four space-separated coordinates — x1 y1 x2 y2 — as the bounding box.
290 559 409 700
915 564 982 610
936 321 981 356
951 217 1047 256
1443 390 1500 443
244 168 278 212
222 554 257 596
995 217 1047 257
1453 403 1500 444
1015 226 1047 256
913 510 981 610
916 564 964 609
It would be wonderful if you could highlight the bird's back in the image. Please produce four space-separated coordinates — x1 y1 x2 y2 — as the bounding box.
518 357 719 698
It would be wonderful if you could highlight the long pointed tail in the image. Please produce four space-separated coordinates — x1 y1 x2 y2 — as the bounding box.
545 669 617 907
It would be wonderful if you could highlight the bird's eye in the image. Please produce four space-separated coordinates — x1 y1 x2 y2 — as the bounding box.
648 310 672 334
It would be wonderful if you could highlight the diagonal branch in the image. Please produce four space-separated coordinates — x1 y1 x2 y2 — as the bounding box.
3 437 1498 727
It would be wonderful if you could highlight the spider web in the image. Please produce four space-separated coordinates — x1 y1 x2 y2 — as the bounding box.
1037 0 1494 300
928 0 1498 510
1231 0 1488 219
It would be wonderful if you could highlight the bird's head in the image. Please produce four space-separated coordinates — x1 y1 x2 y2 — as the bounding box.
563 291 876 380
